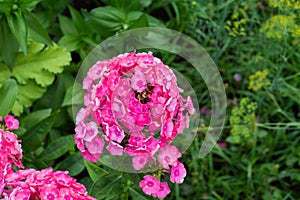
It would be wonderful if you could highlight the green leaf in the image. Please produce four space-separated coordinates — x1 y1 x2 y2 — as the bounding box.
58 34 83 52
0 41 71 115
68 6 88 32
0 78 18 117
102 0 152 11
21 110 58 152
19 108 52 130
39 135 75 161
19 0 42 9
62 83 84 107
127 13 148 29
41 0 71 12
58 15 77 35
24 10 52 45
85 160 109 182
6 11 28 54
146 14 165 27
12 41 70 86
85 6 126 37
0 16 19 70
90 173 123 199
129 188 151 200
55 152 85 176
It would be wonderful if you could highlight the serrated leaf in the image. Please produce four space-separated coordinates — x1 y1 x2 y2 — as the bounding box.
18 80 46 106
0 16 19 70
21 111 58 152
0 41 71 115
6 11 28 54
0 78 18 117
55 152 85 176
90 173 123 199
10 81 46 115
12 41 71 86
39 135 75 161
85 160 109 182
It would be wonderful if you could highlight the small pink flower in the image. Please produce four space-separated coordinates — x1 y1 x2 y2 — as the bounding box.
218 142 227 148
161 120 174 138
158 145 181 169
170 161 186 184
85 137 104 155
132 153 153 170
106 141 123 156
4 115 19 130
104 124 125 144
152 182 171 199
83 121 99 142
139 175 160 196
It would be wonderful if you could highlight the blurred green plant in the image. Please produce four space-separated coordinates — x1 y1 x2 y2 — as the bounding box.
227 98 257 144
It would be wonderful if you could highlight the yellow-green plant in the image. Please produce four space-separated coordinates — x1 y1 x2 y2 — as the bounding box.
227 98 257 144
248 69 271 91
0 41 71 115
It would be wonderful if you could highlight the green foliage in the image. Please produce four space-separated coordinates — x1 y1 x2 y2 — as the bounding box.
0 41 71 115
0 78 18 117
0 0 51 69
1 0 300 199
228 98 257 144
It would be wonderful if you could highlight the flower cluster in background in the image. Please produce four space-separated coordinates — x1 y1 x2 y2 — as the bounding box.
224 2 249 37
75 51 196 198
260 0 300 40
228 98 257 144
248 69 271 92
0 115 96 200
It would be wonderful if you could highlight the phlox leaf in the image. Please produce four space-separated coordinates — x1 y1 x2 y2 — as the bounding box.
90 173 123 199
55 152 85 176
85 160 109 182
21 110 59 153
0 78 18 117
6 11 28 54
39 135 75 161
129 187 152 200
0 16 19 70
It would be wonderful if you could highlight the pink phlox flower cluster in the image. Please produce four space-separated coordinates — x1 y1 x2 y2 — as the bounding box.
2 168 96 200
75 51 195 198
139 175 170 199
0 115 96 200
76 51 194 159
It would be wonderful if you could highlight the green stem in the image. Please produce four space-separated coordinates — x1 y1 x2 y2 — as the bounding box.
267 92 294 121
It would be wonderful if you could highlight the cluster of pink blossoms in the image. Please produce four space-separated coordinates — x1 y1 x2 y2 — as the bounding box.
0 115 23 195
0 115 96 200
75 51 196 198
3 168 96 200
